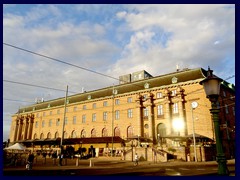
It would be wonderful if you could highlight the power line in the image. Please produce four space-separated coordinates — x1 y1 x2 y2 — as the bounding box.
3 42 119 82
3 98 35 104
224 75 235 81
3 42 235 99
3 79 77 94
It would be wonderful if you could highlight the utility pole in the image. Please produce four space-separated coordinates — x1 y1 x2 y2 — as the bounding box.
111 85 117 157
60 85 68 153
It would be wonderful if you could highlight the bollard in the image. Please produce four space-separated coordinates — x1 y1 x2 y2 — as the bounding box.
76 158 79 166
89 159 94 167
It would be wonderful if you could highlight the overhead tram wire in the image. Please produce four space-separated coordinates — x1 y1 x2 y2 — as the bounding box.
3 98 35 104
3 42 119 82
3 42 144 88
3 79 77 94
3 42 235 93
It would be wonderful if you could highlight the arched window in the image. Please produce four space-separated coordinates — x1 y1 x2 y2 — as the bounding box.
63 131 68 139
71 130 77 138
114 127 120 137
55 132 59 138
91 129 96 137
127 126 134 138
157 123 166 143
102 128 108 137
33 133 37 139
157 123 166 137
47 132 51 139
81 130 86 138
40 133 44 139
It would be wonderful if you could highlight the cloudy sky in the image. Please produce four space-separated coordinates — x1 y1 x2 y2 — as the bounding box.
3 4 235 141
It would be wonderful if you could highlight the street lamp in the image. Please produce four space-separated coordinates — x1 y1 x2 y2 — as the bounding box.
138 135 140 147
200 67 229 175
191 101 198 162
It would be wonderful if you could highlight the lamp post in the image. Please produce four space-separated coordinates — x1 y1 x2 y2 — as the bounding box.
138 135 140 147
200 67 229 175
191 101 198 162
157 134 160 147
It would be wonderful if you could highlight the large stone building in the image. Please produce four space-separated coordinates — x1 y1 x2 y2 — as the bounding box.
8 67 235 161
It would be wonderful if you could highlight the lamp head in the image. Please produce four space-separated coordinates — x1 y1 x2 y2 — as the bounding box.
200 67 223 99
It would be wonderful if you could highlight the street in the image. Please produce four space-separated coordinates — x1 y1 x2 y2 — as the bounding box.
3 158 235 176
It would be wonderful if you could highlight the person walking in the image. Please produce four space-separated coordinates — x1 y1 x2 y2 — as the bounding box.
134 153 139 166
26 152 34 170
58 153 64 166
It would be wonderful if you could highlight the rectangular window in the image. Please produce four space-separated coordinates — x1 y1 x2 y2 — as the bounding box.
64 117 68 125
49 119 52 127
115 110 120 120
172 90 177 96
103 101 108 107
232 106 235 116
66 108 68 113
83 105 86 110
143 108 148 117
223 91 226 97
143 94 148 100
173 103 179 114
225 105 229 114
128 109 133 118
73 106 77 112
93 103 96 109
127 97 132 103
35 121 38 128
43 112 46 117
103 112 108 121
92 113 96 122
73 116 77 124
82 115 86 123
157 92 162 98
49 111 52 115
157 105 164 116
56 118 60 126
57 110 60 115
115 99 120 105
42 120 45 127
36 113 39 118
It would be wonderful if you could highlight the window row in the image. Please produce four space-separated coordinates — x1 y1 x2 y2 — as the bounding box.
34 103 179 128
33 126 136 139
35 97 134 118
35 109 134 128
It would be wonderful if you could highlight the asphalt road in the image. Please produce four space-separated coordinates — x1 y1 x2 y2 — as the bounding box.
3 158 235 176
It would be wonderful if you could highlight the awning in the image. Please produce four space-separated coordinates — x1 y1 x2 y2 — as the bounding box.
186 133 214 142
163 134 214 142
125 136 153 143
13 137 125 146
63 136 124 145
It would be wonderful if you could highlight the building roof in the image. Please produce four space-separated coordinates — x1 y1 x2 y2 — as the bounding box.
15 67 233 114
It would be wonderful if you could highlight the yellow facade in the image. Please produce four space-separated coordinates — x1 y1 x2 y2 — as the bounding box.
8 68 235 160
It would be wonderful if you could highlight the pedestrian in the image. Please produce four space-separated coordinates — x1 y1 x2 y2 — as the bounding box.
26 152 34 170
58 153 63 166
134 153 139 166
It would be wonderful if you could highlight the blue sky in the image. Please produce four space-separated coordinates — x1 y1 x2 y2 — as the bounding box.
3 4 235 141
